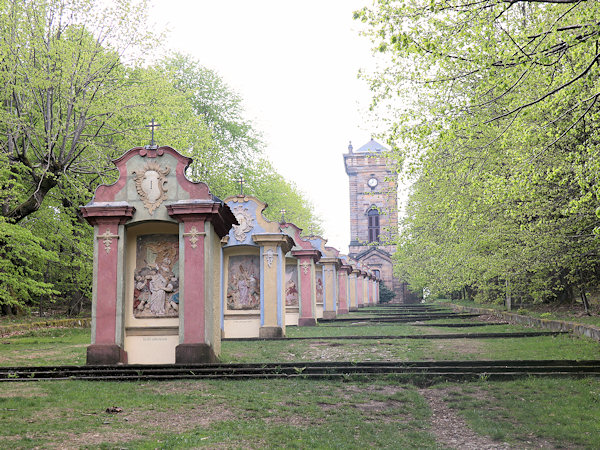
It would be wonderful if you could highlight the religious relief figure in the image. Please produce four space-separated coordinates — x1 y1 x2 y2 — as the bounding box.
227 255 260 310
133 234 179 318
285 265 299 307
316 271 324 301
231 206 254 242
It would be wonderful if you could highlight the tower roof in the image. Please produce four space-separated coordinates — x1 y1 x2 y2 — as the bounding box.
355 138 387 153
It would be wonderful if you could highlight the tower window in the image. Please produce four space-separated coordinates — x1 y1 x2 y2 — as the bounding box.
367 208 380 243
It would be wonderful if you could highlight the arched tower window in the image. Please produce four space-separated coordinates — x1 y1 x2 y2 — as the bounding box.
367 207 380 243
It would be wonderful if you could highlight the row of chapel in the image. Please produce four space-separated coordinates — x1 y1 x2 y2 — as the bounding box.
81 140 403 365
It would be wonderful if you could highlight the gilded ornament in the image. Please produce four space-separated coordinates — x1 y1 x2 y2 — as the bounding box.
97 229 119 254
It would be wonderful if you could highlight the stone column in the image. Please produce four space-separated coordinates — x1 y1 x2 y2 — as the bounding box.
292 249 320 326
337 263 351 315
321 257 339 320
356 270 365 308
252 234 294 338
367 274 374 306
167 200 235 363
349 269 359 311
81 204 135 365
361 271 369 307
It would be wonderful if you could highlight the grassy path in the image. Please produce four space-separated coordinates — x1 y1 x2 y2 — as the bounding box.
0 308 599 448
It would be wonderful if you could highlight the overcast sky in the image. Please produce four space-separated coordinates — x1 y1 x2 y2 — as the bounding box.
149 1 381 253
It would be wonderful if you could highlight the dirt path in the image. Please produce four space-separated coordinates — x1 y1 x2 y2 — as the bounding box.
419 388 512 450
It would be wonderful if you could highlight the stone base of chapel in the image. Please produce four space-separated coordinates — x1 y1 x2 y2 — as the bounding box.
259 326 284 338
349 307 358 312
86 344 127 365
298 317 317 326
322 311 337 320
337 308 349 315
175 343 217 364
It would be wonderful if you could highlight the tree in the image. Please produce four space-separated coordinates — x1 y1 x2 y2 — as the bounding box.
160 53 323 233
357 0 600 307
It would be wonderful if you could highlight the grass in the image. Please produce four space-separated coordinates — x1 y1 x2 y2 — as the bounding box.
434 297 600 328
0 307 599 447
0 379 437 449
0 328 89 367
1 377 599 448
438 377 600 448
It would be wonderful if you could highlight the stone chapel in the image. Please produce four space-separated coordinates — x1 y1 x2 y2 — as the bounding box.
343 138 416 303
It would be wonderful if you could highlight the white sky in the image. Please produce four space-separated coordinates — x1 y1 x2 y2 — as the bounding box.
149 1 380 253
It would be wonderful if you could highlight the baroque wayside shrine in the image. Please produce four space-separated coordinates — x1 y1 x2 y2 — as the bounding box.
81 143 383 365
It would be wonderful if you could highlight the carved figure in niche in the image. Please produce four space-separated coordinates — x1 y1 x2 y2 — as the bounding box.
231 206 254 242
227 255 260 310
285 265 299 306
133 234 179 318
316 272 324 301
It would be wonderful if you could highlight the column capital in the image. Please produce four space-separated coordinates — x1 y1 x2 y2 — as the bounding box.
81 203 135 226
291 248 321 262
252 233 294 253
320 257 340 268
166 200 237 238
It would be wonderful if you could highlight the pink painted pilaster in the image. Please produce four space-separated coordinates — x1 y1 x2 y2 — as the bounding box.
182 219 206 344
167 201 237 363
81 205 134 365
292 249 320 326
337 264 351 315
356 272 364 307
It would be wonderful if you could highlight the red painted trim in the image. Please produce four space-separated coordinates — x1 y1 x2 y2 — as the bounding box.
93 146 211 203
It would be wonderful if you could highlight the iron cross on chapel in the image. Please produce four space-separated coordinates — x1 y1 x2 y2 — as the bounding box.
145 119 161 149
236 175 246 196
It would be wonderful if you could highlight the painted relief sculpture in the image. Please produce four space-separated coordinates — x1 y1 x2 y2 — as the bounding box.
222 194 294 338
227 255 260 310
231 206 254 242
133 234 179 318
285 265 299 306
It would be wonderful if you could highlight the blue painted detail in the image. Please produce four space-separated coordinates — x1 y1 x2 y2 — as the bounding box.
333 267 338 311
277 246 283 326
225 200 268 246
259 247 265 326
322 269 327 305
220 247 224 330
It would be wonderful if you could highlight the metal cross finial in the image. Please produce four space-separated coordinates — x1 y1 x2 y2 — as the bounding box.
145 119 161 149
280 209 286 223
237 175 246 196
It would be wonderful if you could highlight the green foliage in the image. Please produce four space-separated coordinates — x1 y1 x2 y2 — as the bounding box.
378 282 397 303
0 5 321 313
160 53 322 233
358 1 600 305
0 219 59 308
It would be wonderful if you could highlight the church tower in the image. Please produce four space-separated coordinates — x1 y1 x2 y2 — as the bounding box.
343 139 407 300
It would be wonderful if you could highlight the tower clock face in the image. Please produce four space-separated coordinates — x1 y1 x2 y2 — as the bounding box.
367 177 378 188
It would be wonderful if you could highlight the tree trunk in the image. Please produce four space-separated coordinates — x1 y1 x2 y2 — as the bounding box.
580 287 591 316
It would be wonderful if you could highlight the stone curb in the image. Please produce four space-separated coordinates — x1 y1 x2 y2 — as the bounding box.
0 317 91 336
441 303 600 342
